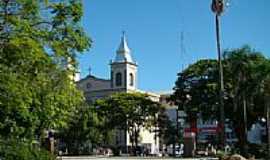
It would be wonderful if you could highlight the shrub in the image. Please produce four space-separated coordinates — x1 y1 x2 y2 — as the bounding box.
0 139 56 160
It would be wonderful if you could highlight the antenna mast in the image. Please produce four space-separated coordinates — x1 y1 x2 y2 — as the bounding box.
180 31 186 71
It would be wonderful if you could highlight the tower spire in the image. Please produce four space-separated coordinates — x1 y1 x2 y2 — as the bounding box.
114 32 134 63
117 31 130 53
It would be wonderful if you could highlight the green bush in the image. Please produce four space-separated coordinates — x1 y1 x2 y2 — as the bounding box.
0 139 56 160
216 150 227 159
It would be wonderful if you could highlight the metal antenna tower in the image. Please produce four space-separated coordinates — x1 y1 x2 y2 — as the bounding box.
180 31 186 71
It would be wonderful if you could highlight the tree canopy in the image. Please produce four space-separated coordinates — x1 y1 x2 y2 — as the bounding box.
94 92 163 154
58 104 104 155
172 46 270 147
0 0 91 140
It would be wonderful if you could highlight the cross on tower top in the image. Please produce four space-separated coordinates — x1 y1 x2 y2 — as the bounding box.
88 66 92 75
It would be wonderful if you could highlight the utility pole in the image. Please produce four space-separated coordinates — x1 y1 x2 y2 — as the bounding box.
211 0 229 149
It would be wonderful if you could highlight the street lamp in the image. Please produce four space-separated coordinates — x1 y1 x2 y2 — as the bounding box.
211 0 228 149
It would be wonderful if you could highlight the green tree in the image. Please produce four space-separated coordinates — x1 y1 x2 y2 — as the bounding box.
156 108 176 147
0 139 55 160
95 92 162 155
172 59 219 125
0 0 91 143
172 46 270 152
224 46 270 155
58 104 103 155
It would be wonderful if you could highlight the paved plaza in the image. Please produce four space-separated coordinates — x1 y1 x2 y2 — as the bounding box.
58 156 218 160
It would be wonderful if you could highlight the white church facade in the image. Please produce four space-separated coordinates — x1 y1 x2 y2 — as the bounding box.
77 33 160 154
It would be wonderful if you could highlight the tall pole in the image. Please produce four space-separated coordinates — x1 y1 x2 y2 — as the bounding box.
211 0 226 149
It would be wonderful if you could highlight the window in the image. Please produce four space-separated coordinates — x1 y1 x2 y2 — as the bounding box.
116 72 122 86
129 73 134 86
86 83 92 89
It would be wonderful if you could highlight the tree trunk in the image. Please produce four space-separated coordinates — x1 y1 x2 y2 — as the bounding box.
173 140 176 157
175 108 179 157
129 128 134 155
242 93 248 157
242 74 248 157
134 127 139 155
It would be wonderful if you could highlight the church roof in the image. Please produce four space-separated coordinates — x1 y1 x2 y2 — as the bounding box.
114 32 134 63
78 75 110 83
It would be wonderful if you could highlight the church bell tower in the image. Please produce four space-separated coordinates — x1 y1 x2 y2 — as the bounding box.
110 32 137 91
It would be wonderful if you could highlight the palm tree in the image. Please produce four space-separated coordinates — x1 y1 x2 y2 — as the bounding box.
228 50 249 155
224 46 269 155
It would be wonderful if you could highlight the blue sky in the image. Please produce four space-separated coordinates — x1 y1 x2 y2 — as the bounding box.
79 0 270 92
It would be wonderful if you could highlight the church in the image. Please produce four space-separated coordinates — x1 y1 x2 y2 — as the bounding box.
77 33 160 102
77 33 161 154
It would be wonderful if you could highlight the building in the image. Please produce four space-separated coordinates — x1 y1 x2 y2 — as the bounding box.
77 33 160 154
160 92 238 148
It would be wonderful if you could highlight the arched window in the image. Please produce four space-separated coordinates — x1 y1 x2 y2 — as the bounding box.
116 72 122 86
129 73 134 86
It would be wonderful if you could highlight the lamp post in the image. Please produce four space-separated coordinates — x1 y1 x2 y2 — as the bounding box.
211 0 227 149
